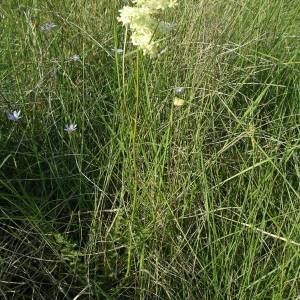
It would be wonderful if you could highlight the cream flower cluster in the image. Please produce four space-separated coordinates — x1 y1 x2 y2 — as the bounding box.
118 0 177 56
134 0 178 10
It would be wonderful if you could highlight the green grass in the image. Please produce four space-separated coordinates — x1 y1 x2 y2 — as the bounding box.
0 0 299 299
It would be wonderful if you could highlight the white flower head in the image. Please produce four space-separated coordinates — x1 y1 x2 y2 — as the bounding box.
7 110 21 121
70 54 80 62
175 87 184 94
118 6 152 26
118 0 177 57
111 48 124 54
64 124 77 133
40 22 57 31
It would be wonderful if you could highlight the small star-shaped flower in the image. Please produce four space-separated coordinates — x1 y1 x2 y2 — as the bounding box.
111 48 124 54
7 110 21 121
40 22 57 31
70 54 80 62
174 87 184 94
64 124 77 133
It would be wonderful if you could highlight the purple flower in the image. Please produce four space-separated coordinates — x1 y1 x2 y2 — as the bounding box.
7 110 21 121
111 48 124 54
174 87 184 94
64 124 77 133
40 22 57 31
70 54 80 62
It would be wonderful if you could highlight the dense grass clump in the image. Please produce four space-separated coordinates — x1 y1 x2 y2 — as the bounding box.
0 0 299 299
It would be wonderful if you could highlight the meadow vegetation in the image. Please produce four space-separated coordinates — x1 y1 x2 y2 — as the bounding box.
0 0 299 298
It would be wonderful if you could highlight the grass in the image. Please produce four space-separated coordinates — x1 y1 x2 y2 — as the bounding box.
0 0 299 299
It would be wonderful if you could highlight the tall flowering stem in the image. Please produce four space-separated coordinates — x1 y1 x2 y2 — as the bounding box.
118 0 177 57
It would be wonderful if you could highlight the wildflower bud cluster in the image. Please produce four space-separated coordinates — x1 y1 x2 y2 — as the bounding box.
118 0 177 56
